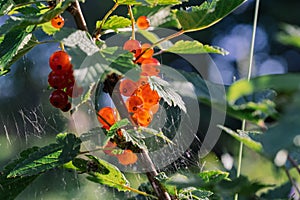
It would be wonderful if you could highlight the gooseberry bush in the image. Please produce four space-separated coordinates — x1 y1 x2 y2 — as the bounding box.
1 0 300 200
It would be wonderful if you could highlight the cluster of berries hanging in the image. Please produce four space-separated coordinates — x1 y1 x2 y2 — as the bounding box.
48 50 83 112
95 16 155 166
97 107 138 165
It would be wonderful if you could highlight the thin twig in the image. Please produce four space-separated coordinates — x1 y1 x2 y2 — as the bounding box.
93 2 119 40
235 0 260 199
284 167 300 197
287 155 300 175
67 0 88 31
127 5 135 40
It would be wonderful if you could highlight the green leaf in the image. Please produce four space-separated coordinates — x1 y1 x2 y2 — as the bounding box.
7 133 81 177
40 21 60 35
260 182 292 199
218 175 272 197
96 15 131 31
117 0 185 6
277 24 300 49
138 30 168 49
165 40 228 55
85 155 130 191
107 118 131 137
138 126 174 144
0 0 15 16
0 147 39 200
148 75 186 112
175 0 246 32
258 93 300 159
178 187 213 200
198 170 230 185
227 73 300 104
0 29 39 76
101 46 138 74
54 28 99 56
218 125 263 152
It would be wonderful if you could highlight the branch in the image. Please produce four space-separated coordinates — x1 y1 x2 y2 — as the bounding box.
67 0 88 31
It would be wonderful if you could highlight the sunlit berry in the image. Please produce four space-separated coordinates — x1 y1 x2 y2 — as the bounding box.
132 108 153 127
49 51 72 73
116 149 138 165
137 73 148 86
136 83 160 106
119 79 138 97
123 40 141 52
97 107 117 130
144 103 160 114
51 15 64 29
49 89 68 109
126 96 143 113
136 16 150 30
141 43 154 59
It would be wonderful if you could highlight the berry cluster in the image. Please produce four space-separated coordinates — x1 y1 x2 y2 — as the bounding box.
48 51 83 112
97 107 138 165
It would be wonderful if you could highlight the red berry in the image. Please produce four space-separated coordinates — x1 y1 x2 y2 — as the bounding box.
119 79 138 97
136 16 150 30
141 58 160 76
49 51 72 73
123 40 141 52
97 107 117 130
136 83 160 107
51 15 64 29
132 108 153 127
48 71 68 89
49 89 68 109
141 43 154 59
126 96 143 113
61 102 71 112
116 149 138 165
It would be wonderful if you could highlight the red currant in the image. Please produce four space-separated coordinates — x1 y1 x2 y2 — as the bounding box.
49 89 68 109
116 149 138 165
123 40 141 52
141 43 154 59
51 15 64 29
119 79 138 97
136 83 160 107
126 96 143 113
136 16 150 30
61 102 71 112
48 71 68 89
49 51 72 73
132 108 153 127
97 107 117 130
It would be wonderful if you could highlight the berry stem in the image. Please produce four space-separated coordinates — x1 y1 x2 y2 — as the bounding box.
67 0 88 31
93 2 119 40
151 30 184 50
127 5 136 40
59 42 65 51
